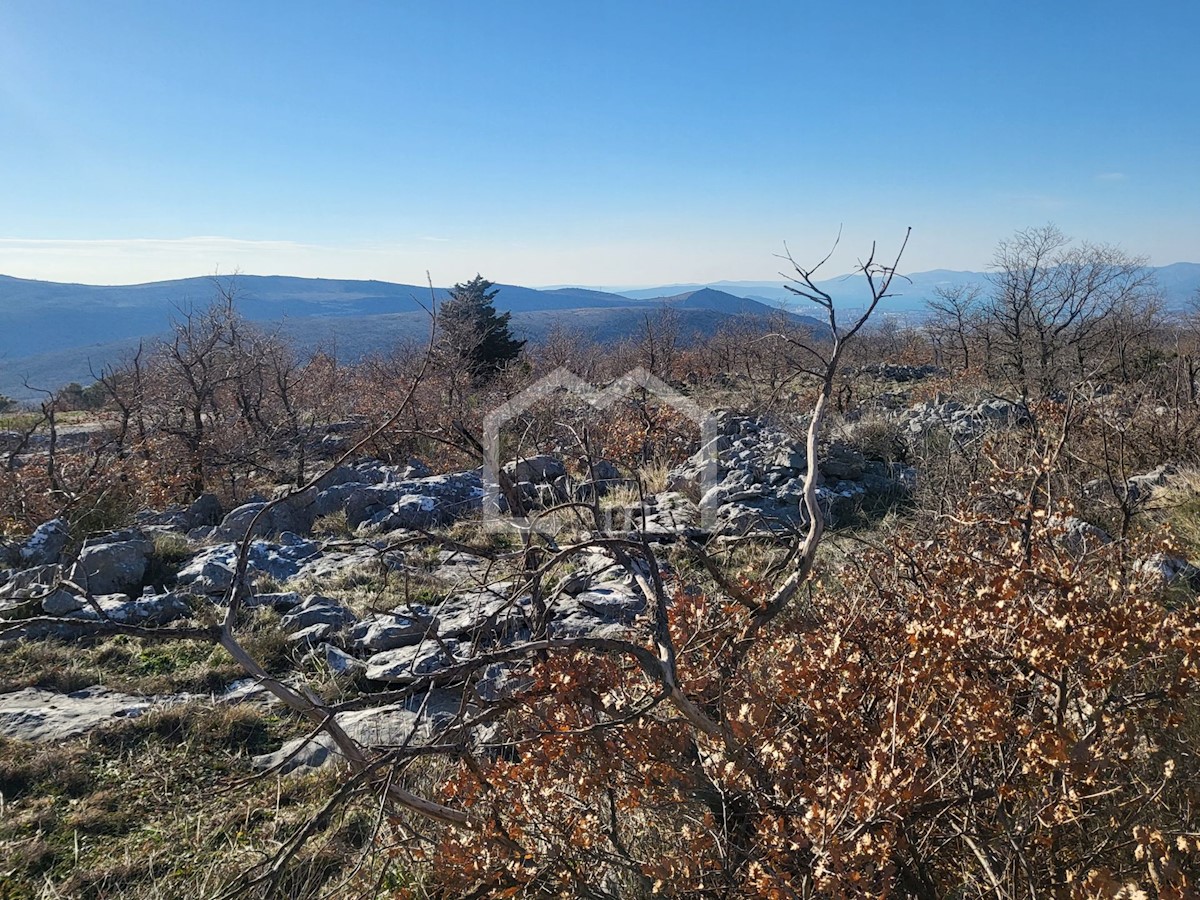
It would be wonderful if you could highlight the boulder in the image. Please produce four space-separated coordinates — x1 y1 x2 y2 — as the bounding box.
349 613 431 653
772 447 807 470
186 492 223 527
312 642 366 675
820 446 866 482
297 545 404 583
42 588 85 616
1052 516 1112 558
398 459 433 480
664 413 914 537
474 662 534 702
1136 553 1200 588
631 492 701 540
311 481 371 518
503 454 567 484
287 622 336 647
0 564 62 600
590 459 621 483
135 505 190 532
69 592 192 627
1124 465 1178 503
355 472 485 533
74 533 153 596
537 579 647 640
217 497 316 541
312 465 364 491
175 537 322 595
344 486 405 528
279 595 356 633
901 397 1029 441
251 691 461 773
365 639 462 682
572 584 645 621
20 518 69 566
366 494 445 531
428 586 523 639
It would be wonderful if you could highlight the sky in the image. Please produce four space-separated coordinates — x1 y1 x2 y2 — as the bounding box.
0 0 1197 287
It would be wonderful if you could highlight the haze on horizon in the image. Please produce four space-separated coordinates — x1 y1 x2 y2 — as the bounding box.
1 0 1197 288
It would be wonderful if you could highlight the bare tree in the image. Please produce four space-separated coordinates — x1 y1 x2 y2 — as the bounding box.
752 228 911 626
985 224 1156 396
2 236 913 894
926 283 983 371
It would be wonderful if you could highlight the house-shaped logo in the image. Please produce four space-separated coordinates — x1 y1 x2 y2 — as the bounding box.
482 367 720 532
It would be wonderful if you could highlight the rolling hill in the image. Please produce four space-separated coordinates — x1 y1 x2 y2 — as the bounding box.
611 264 1200 312
10 261 1194 403
0 275 819 400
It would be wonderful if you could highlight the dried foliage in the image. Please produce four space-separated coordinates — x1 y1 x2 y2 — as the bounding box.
6 232 1200 898
387 477 1200 898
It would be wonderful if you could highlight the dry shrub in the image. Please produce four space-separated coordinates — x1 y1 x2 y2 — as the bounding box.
392 472 1200 898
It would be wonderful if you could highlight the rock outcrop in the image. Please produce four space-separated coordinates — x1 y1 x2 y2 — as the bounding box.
666 413 914 536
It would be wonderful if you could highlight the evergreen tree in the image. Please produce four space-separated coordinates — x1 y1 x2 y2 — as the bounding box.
437 275 525 379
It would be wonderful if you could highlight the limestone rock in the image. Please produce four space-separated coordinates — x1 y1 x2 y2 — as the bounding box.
251 691 461 773
311 642 367 676
0 686 158 742
365 639 462 682
175 537 322 595
279 595 356 633
349 613 431 653
20 518 69 566
503 455 566 484
74 533 153 596
42 588 85 616
68 592 192 627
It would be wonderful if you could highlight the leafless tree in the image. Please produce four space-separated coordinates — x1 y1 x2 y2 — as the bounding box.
985 224 1156 396
926 283 983 371
3 236 912 893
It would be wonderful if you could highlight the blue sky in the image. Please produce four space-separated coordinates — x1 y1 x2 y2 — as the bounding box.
0 0 1196 286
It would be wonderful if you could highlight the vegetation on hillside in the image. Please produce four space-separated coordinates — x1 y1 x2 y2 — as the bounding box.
3 227 1200 897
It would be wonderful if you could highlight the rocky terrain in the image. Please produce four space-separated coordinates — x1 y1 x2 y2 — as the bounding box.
0 409 920 763
5 399 1193 770
4 382 1200 898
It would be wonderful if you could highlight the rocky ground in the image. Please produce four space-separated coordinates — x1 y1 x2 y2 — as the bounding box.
3 393 1198 895
3 401 1190 758
0 411 921 763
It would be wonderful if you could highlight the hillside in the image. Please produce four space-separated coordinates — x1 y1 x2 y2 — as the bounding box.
613 263 1200 311
0 275 818 400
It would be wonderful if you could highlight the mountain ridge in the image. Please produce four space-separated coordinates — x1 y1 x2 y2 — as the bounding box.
4 263 1198 402
0 275 820 400
590 263 1200 309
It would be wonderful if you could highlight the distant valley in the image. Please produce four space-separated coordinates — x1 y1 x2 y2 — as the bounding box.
2 262 1198 401
0 276 816 400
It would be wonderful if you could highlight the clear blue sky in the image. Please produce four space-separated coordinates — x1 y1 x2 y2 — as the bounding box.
1 0 1196 286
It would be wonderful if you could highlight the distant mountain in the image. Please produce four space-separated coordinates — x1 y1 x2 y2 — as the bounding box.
658 287 794 317
0 275 821 401
13 262 1195 403
0 274 640 361
1153 263 1200 304
608 264 1200 313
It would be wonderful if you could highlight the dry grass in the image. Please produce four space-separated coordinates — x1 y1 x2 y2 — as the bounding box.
0 700 393 899
634 459 673 494
0 617 292 698
1142 466 1200 557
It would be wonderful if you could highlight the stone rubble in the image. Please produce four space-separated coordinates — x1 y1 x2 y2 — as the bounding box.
666 412 914 537
4 402 1196 770
899 397 1030 440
